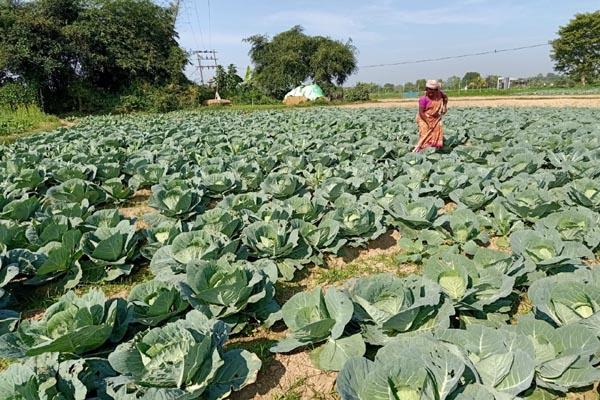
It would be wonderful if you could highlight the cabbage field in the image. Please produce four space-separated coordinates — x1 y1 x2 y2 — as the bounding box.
1 106 600 399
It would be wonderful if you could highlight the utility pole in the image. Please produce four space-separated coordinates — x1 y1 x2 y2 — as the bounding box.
192 50 218 86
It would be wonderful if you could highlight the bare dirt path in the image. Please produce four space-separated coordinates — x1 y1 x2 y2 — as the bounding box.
339 95 600 109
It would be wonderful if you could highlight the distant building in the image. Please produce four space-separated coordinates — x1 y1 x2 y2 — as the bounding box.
497 76 529 90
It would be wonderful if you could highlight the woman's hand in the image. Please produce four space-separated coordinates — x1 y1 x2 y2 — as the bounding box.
441 106 448 115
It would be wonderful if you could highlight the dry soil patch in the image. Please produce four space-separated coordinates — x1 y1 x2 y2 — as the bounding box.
339 95 600 109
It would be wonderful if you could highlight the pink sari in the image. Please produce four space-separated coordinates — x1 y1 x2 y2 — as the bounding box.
414 94 444 152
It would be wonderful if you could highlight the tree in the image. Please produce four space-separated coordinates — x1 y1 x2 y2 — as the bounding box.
461 72 482 89
403 82 416 92
69 0 188 90
485 75 499 89
244 25 357 98
551 11 600 85
446 76 461 90
213 64 242 98
0 0 189 111
383 83 395 93
415 79 426 91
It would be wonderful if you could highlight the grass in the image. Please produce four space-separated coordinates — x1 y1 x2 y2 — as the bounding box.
273 390 302 400
272 378 307 400
0 104 60 138
317 252 420 285
226 335 278 366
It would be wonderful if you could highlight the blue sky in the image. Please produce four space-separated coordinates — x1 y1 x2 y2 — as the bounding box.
172 0 599 85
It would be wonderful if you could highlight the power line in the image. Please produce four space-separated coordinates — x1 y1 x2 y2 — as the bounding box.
191 0 206 49
207 0 212 50
360 43 550 68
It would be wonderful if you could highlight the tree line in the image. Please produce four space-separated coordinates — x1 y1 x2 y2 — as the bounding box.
361 72 575 94
0 1 598 114
0 0 357 113
0 0 195 113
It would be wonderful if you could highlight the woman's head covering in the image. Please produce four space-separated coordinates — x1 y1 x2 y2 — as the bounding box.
426 79 441 89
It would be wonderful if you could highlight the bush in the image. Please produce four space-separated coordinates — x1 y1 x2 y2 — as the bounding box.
231 82 278 105
344 82 370 102
0 83 38 110
0 104 58 136
114 81 207 113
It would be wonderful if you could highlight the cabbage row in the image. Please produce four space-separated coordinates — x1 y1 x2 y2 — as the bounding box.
0 107 599 398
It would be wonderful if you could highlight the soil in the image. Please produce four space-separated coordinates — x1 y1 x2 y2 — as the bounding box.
119 189 154 231
232 351 339 400
339 95 600 109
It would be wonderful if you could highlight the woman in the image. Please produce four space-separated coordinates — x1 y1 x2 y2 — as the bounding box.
413 79 448 152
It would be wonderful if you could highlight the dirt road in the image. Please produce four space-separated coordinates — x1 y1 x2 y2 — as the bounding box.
339 95 600 109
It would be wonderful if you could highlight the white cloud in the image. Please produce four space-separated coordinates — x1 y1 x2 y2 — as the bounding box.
262 10 385 44
351 0 513 27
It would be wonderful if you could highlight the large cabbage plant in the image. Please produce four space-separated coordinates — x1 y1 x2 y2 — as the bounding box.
179 258 280 330
337 334 466 400
344 274 453 346
0 289 129 359
271 286 365 371
106 311 261 399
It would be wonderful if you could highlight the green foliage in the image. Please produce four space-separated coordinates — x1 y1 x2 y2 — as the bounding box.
551 11 600 85
213 64 243 98
114 81 203 113
0 83 38 110
461 71 483 88
232 81 279 105
344 82 371 101
0 104 58 136
244 25 357 98
0 0 190 113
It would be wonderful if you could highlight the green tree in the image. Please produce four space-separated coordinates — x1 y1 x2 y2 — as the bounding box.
0 0 81 96
461 72 482 89
403 82 416 92
244 25 357 98
68 0 188 90
0 0 189 111
415 79 426 91
446 76 461 90
213 64 243 98
383 83 395 92
551 11 600 85
485 75 499 88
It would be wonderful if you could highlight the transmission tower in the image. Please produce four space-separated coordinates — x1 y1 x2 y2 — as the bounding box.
192 50 218 86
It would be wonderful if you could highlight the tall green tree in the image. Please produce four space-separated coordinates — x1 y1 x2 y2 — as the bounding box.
244 25 357 98
0 0 81 94
446 76 461 90
551 11 600 85
0 0 189 110
213 64 242 98
403 82 416 92
461 72 482 89
485 75 499 89
69 0 188 90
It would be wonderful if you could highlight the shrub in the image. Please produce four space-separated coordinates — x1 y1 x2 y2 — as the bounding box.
0 104 58 136
0 83 38 110
231 82 278 105
344 82 370 102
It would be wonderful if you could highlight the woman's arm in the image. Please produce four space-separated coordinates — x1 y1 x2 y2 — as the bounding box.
441 92 448 114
